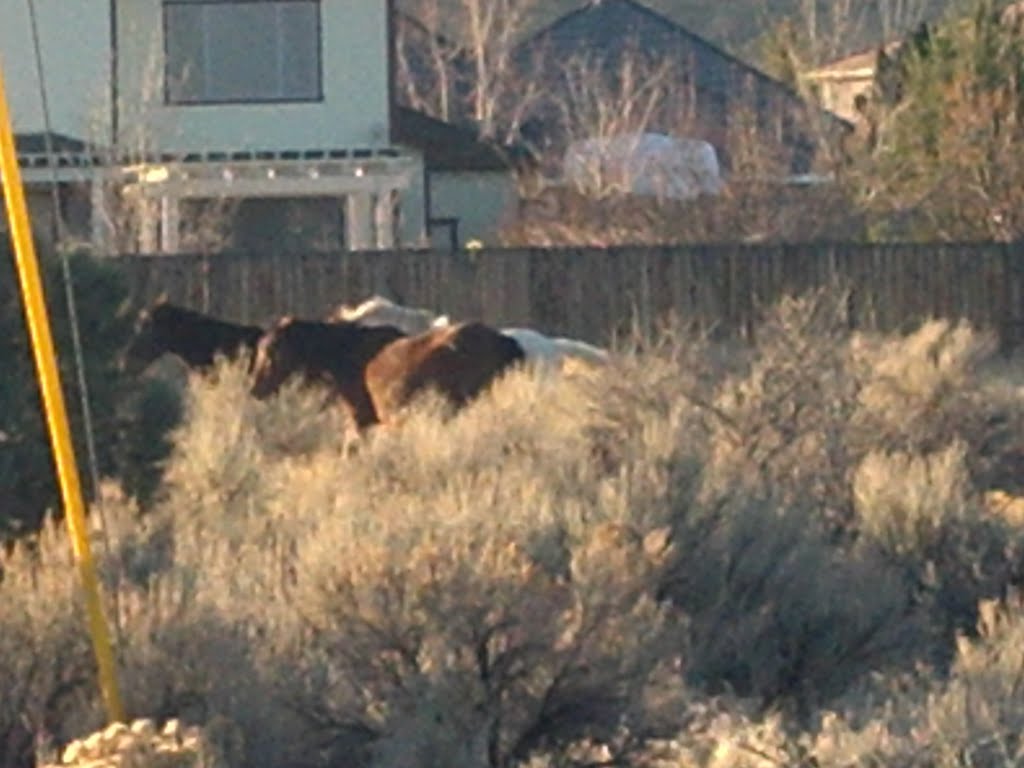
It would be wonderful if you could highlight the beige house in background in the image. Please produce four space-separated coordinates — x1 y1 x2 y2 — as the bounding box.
800 42 903 125
803 1 1024 127
2 0 522 254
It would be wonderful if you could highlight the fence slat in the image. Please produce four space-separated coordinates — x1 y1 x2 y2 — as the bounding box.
94 243 1024 350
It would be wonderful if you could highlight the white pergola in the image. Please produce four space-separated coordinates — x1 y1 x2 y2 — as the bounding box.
15 146 420 254
112 148 420 253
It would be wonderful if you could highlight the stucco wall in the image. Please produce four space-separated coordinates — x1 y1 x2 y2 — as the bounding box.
815 77 873 125
1 0 111 143
115 1 391 153
427 171 518 248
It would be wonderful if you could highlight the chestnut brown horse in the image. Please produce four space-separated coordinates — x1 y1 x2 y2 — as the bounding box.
364 321 525 424
249 316 406 428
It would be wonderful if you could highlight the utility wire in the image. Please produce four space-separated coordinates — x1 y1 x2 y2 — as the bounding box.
25 0 115 568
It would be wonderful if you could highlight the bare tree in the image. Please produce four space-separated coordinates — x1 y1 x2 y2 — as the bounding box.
395 0 544 141
503 47 858 248
506 44 700 210
460 0 543 138
877 0 934 43
394 5 462 122
752 0 872 78
799 0 873 63
554 48 690 149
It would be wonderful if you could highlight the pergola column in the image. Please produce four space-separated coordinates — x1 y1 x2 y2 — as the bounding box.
89 178 113 254
374 190 396 249
138 199 158 253
346 192 373 251
159 195 181 254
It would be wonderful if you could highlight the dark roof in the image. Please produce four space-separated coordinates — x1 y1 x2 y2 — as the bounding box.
392 107 530 172
393 11 475 110
396 0 969 63
393 0 738 49
14 131 92 156
514 0 853 132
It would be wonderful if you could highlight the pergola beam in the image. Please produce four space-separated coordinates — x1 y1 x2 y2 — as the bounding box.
122 172 412 200
16 146 422 254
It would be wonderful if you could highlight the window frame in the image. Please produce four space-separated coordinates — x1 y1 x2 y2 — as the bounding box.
162 0 325 107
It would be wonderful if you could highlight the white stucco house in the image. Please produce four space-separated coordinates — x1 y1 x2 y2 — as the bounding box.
1 0 521 253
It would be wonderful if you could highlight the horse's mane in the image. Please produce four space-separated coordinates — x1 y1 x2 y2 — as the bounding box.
275 317 405 360
152 301 262 334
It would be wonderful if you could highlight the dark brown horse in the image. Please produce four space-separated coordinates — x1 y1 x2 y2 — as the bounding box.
364 321 525 424
249 316 406 428
122 298 265 374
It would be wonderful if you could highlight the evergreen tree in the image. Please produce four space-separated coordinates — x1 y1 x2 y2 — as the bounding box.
0 247 154 540
851 0 1024 240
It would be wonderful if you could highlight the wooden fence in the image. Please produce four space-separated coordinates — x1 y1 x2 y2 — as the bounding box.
99 242 1024 349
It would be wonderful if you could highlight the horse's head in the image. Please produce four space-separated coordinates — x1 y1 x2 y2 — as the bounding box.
250 316 301 399
120 299 169 374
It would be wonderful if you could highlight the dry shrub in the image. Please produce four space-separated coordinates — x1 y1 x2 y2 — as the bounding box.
638 596 1024 767
919 594 1024 765
159 359 347 542
0 524 99 768
700 289 861 531
849 320 1008 456
642 699 806 768
654 289 1024 713
702 300 1024 530
37 482 304 768
667 500 924 717
852 442 1023 642
583 304 928 716
254 365 688 767
803 594 1024 767
853 442 975 561
846 321 1024 642
12 285 1024 768
138 292 1024 753
284 524 677 768
347 368 603 514
983 489 1024 528
69 355 694 768
159 365 265 522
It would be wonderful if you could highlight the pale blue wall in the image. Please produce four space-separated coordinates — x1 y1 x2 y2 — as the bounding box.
0 0 111 143
115 1 391 153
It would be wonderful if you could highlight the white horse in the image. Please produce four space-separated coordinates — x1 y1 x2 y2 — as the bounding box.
334 295 611 374
496 327 609 372
327 295 438 335
431 317 609 373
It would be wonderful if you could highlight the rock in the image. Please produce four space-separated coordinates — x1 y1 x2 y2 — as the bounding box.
128 719 156 739
101 723 130 745
81 732 105 759
61 740 84 764
161 719 182 742
41 716 240 768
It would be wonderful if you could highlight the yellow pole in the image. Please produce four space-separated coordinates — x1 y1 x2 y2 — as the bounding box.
0 57 125 722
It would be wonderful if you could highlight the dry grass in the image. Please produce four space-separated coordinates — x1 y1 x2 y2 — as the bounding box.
6 287 1024 768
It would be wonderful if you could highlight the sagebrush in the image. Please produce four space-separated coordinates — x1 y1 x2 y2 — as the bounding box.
5 288 1024 768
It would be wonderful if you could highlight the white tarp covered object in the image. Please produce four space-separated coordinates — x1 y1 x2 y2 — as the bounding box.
562 132 723 201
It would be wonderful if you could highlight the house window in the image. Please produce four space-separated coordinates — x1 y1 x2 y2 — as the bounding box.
164 0 322 104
